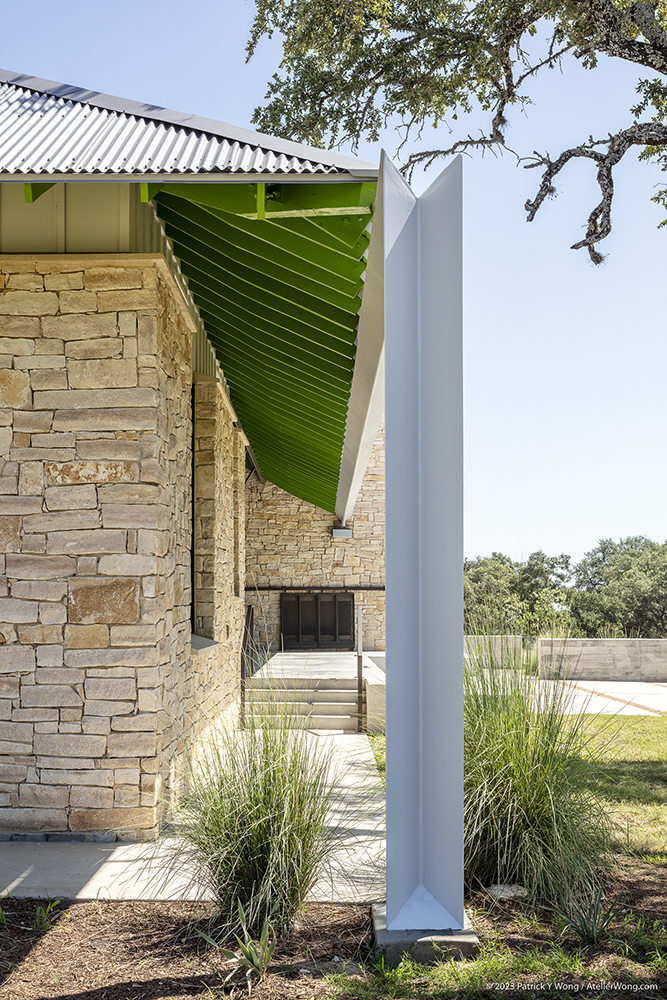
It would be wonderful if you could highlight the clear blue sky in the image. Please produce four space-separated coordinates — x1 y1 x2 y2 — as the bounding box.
2 1 666 565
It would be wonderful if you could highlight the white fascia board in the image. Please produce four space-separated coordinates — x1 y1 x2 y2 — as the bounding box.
2 173 378 184
334 157 386 525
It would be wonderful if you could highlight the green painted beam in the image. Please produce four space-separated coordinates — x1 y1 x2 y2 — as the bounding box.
145 181 374 219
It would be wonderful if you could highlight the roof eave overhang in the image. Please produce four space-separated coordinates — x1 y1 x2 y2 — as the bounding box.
1 171 378 184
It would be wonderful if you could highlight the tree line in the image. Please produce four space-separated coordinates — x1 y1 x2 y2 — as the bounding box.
464 536 667 637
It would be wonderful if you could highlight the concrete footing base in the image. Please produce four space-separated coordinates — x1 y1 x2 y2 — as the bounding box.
372 903 479 966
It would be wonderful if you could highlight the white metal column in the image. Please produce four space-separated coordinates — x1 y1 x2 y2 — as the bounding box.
383 153 464 931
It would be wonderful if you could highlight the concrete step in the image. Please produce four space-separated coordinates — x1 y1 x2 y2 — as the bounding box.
248 689 362 705
247 700 361 718
248 676 359 692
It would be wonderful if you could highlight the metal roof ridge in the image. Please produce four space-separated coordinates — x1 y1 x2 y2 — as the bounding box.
0 68 379 177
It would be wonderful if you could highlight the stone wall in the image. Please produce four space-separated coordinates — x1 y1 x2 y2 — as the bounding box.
245 423 385 651
0 254 241 838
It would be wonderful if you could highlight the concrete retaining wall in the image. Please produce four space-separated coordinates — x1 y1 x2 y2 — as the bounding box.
538 638 667 681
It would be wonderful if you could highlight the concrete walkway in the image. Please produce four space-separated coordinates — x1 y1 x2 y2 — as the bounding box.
0 732 385 904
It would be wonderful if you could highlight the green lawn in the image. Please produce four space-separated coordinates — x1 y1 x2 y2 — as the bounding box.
345 718 667 998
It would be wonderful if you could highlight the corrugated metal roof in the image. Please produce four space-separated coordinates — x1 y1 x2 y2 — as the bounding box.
0 70 378 178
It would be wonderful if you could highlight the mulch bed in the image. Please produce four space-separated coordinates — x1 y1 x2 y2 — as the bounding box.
2 858 667 999
0 899 372 1000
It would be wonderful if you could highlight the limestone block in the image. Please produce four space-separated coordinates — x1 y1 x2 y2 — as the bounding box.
17 625 64 644
84 700 135 716
68 578 139 625
66 647 157 667
106 732 156 757
38 603 67 625
44 485 98 510
0 338 34 355
137 314 158 355
0 764 27 781
42 314 116 340
68 359 137 390
41 768 113 785
110 625 157 646
0 677 19 698
30 370 68 390
46 529 127 555
24 511 100 532
19 784 69 808
97 290 157 312
136 667 161 686
85 677 136 700
22 686 82 708
0 598 39 622
52 408 158 432
6 554 76 579
98 554 157 576
82 717 111 734
45 461 139 486
44 272 84 291
77 557 97 575
59 291 97 313
13 412 53 433
34 388 158 410
0 426 12 455
137 689 159 712
30 433 76 449
0 497 42 515
13 708 58 721
33 733 106 757
70 785 113 809
65 624 109 648
97 484 162 504
0 370 31 409
60 708 82 722
101 504 159 529
115 767 140 784
84 268 143 291
0 740 33 754
0 721 33 743
0 700 11 720
0 808 67 831
69 806 155 831
15 355 66 369
0 516 20 553
14 448 73 464
36 648 63 670
35 339 64 355
35 668 81 684
13 581 67 601
111 714 157 731
0 291 58 316
35 756 95 769
115 786 140 807
76 440 141 461
0 317 40 338
6 274 43 291
65 338 123 360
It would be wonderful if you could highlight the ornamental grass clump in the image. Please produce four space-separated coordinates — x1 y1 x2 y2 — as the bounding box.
464 630 614 908
165 688 337 940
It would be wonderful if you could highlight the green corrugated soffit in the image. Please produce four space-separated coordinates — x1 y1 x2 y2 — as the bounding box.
144 182 375 512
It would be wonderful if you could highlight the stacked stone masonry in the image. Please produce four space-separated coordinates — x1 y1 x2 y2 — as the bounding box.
0 255 241 838
245 423 385 651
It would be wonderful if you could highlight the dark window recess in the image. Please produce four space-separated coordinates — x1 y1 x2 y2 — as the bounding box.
281 592 355 650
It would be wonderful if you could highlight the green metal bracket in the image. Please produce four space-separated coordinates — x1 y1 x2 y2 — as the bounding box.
256 183 266 221
23 183 56 204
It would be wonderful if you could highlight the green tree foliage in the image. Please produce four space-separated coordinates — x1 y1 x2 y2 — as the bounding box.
466 536 667 638
570 535 667 636
464 549 571 636
248 1 667 262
